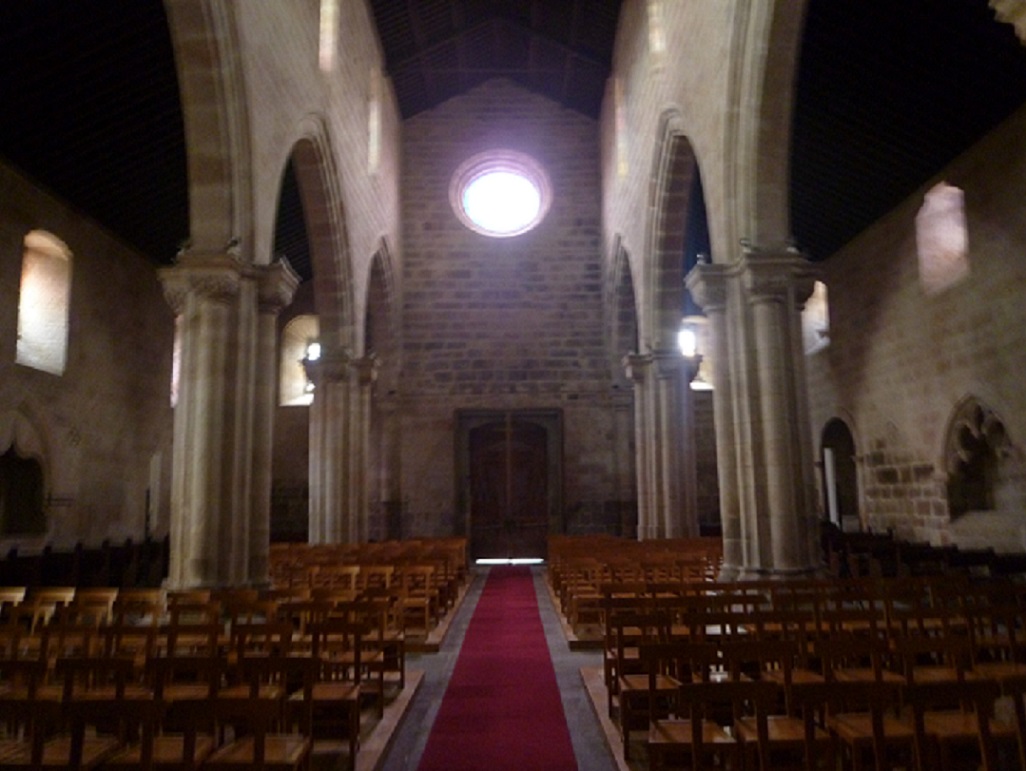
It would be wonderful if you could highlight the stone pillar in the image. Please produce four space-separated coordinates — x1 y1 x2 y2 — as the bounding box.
624 354 656 539
741 247 818 574
160 251 296 588
652 349 699 537
687 264 741 579
378 392 402 540
687 246 819 579
306 348 352 544
349 355 378 544
251 262 299 583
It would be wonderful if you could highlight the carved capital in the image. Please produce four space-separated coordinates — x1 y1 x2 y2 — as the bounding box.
739 241 817 307
991 0 1026 44
253 259 300 315
623 352 652 383
304 347 351 385
159 251 242 313
685 263 730 313
351 355 379 388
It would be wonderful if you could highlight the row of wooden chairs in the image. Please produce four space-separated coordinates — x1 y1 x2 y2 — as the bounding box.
616 635 1026 771
0 653 329 770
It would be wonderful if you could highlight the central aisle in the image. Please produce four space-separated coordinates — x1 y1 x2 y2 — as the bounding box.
416 565 578 770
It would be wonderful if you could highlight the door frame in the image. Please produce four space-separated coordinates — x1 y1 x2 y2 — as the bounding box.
454 408 563 559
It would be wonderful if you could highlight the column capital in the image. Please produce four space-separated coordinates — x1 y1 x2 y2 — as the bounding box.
159 251 242 312
351 354 379 387
304 347 351 385
253 259 300 315
623 352 652 383
739 241 817 306
685 263 731 313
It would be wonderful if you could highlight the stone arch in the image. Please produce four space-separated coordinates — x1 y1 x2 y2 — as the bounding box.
163 0 253 253
0 403 55 539
943 395 1022 519
724 0 808 249
288 119 356 353
365 240 402 541
607 235 638 387
365 239 400 392
819 417 860 529
645 110 702 351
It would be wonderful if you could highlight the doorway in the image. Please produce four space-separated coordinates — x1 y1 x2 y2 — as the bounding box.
821 418 859 531
456 410 562 561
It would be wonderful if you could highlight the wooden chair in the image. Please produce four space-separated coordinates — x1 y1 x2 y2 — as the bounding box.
892 635 975 685
648 678 778 771
904 678 1013 771
816 636 905 685
999 671 1026 771
203 694 311 771
823 679 913 771
0 694 118 769
309 618 382 717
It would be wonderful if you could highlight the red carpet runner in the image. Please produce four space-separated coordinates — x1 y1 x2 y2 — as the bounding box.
417 565 578 770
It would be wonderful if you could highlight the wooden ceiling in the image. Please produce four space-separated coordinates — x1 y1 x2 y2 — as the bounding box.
1 0 1025 279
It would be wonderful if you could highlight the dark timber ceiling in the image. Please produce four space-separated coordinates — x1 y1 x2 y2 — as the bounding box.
1 0 1025 282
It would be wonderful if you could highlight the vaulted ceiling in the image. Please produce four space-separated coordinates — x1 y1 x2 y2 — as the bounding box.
1 0 1025 281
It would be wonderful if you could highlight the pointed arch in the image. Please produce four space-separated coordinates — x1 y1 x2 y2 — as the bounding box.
365 238 401 391
288 116 356 352
725 0 808 249
607 235 638 387
645 110 702 351
164 0 253 253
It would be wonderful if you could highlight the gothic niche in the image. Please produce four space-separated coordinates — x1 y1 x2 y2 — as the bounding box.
0 445 46 535
945 400 1010 519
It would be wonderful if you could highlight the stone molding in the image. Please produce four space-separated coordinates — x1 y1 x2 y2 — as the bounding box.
159 251 243 312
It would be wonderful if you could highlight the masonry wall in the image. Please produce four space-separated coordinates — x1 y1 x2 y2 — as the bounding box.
0 163 174 550
806 103 1026 552
398 79 634 547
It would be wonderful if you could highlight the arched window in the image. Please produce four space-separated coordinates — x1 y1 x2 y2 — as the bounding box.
280 315 320 406
16 230 72 375
916 182 969 295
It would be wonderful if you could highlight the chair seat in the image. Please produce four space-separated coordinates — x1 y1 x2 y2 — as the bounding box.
218 683 285 700
829 712 915 744
648 718 734 746
0 735 121 768
291 681 363 706
203 734 311 769
922 711 1017 742
617 672 679 694
103 734 217 767
834 668 905 684
735 714 829 747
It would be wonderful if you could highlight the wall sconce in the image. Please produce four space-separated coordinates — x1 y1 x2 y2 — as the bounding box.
302 340 321 393
679 315 713 391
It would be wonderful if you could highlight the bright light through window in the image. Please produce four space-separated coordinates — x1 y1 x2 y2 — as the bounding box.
463 171 541 236
450 150 551 238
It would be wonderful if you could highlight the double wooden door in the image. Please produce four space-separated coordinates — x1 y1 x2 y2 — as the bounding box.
457 410 562 561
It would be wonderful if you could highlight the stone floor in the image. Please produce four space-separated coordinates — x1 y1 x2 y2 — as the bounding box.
368 566 621 771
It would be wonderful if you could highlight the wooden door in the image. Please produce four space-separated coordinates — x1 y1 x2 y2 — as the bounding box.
468 418 549 560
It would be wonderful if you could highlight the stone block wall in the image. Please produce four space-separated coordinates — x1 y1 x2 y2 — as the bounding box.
806 103 1026 551
0 163 174 550
399 79 633 544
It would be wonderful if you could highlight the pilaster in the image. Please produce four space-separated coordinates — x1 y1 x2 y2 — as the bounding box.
305 348 352 544
624 353 656 540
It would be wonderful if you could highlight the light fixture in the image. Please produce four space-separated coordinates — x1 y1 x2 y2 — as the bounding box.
679 315 714 391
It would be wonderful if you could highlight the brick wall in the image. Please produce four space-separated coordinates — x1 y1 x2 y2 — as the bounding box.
399 79 633 544
806 103 1026 551
0 163 174 549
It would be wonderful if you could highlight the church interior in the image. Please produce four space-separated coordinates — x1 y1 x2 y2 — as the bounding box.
2 1 1026 768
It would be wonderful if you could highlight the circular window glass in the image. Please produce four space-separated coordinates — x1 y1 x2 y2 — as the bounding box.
450 150 551 237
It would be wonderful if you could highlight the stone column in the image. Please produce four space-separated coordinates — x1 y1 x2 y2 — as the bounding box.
349 355 378 544
306 348 351 544
250 261 299 583
624 353 656 539
741 246 818 574
378 391 402 540
652 349 699 537
686 264 741 578
161 250 294 588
